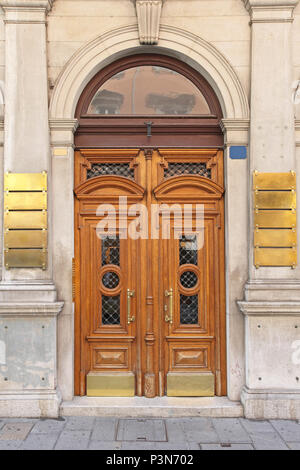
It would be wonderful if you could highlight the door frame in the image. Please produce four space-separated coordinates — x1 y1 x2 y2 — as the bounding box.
73 53 226 397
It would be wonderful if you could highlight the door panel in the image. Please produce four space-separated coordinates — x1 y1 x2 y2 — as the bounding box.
74 148 226 397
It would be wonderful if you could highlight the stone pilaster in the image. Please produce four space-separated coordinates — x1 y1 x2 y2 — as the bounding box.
239 0 300 419
50 118 78 401
0 1 63 418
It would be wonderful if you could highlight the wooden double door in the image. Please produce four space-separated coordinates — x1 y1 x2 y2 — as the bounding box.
74 148 226 397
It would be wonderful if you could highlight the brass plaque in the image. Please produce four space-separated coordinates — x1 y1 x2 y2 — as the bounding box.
253 171 296 190
4 230 47 248
254 229 296 247
86 372 135 397
254 247 297 267
254 210 296 228
4 192 47 210
167 372 215 397
254 191 296 210
4 211 47 229
4 172 47 191
5 249 47 269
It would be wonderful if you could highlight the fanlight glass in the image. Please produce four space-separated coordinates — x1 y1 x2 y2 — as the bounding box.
87 66 211 115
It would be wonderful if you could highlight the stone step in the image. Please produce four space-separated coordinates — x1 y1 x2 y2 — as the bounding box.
60 396 244 418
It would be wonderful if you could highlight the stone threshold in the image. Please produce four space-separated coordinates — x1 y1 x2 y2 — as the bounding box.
60 396 244 418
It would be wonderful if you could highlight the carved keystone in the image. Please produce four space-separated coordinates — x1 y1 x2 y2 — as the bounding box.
135 0 163 45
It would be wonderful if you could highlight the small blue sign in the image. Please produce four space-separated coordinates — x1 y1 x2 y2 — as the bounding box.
229 146 247 160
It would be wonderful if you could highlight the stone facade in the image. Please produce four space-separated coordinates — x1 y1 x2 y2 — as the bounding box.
0 0 299 418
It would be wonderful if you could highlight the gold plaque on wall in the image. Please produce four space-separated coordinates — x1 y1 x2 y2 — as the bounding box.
4 172 48 269
5 249 47 269
4 172 47 191
253 171 297 268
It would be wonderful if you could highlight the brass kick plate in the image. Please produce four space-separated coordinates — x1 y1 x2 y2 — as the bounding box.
253 171 296 190
4 192 47 210
4 211 47 229
87 372 135 397
5 249 47 269
4 172 47 191
254 229 296 247
254 210 296 228
4 230 47 248
254 247 297 267
167 372 215 397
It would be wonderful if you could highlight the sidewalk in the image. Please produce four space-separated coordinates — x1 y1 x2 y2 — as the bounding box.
0 417 300 450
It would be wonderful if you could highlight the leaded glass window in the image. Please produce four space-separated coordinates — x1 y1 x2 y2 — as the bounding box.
87 163 134 180
101 236 120 266
102 295 120 325
164 162 211 179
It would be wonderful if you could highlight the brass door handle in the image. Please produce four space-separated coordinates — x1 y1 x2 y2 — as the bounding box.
127 288 135 324
164 288 173 324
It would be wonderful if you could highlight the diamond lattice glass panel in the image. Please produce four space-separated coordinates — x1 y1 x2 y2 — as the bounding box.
102 295 120 325
164 162 211 179
179 236 198 266
180 271 198 289
102 271 120 289
101 236 120 266
180 294 198 324
87 66 211 115
87 163 134 180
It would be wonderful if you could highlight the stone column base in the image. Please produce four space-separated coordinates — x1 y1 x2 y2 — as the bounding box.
0 389 62 418
241 386 300 419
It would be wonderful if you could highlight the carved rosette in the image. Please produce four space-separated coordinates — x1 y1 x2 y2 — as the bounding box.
135 0 163 45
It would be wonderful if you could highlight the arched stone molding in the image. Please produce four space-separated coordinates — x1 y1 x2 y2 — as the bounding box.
50 23 250 405
49 24 249 121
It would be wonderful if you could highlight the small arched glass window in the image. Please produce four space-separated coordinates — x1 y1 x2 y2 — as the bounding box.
87 66 211 116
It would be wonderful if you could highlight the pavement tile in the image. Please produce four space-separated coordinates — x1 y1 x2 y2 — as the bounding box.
0 440 22 450
89 441 122 450
117 418 167 442
251 434 289 451
240 419 288 450
166 418 219 444
201 443 254 450
287 442 300 450
31 418 66 434
91 417 118 441
64 416 96 431
0 422 33 441
240 419 274 433
270 420 300 442
212 418 251 443
19 433 58 450
55 430 91 450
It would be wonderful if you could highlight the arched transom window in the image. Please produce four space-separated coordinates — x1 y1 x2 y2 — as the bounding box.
87 65 211 116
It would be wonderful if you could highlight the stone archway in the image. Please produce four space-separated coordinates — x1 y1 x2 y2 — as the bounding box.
49 24 250 403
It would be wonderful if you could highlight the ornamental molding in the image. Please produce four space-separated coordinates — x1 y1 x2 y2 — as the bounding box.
135 0 164 45
49 118 79 133
243 0 299 22
0 0 53 10
0 301 64 317
238 300 300 316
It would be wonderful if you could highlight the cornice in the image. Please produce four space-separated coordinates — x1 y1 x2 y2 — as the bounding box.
238 300 300 315
220 118 250 132
49 118 78 132
243 0 299 22
0 0 53 10
0 301 64 317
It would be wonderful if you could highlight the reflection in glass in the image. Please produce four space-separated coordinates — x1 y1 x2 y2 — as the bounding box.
87 66 211 115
